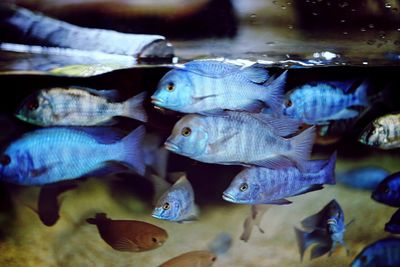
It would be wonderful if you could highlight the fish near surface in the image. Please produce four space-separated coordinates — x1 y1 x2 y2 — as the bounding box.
151 60 286 114
152 174 198 222
350 237 400 267
223 152 336 205
282 81 369 125
159 250 217 267
295 199 350 261
16 87 147 126
359 113 400 149
336 166 389 190
87 213 168 252
385 208 400 234
164 112 315 171
240 204 269 242
372 172 400 207
0 126 145 185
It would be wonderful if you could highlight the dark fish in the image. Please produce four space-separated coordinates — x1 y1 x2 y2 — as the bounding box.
295 199 350 261
350 237 400 267
37 183 78 226
372 172 400 207
159 250 217 267
337 167 389 190
385 209 400 234
87 213 168 252
240 205 269 242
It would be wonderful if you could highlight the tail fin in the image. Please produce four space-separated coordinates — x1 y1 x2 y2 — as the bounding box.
86 212 108 224
289 126 316 172
295 227 312 261
119 125 146 176
261 70 287 114
353 81 369 107
321 151 337 185
123 92 148 122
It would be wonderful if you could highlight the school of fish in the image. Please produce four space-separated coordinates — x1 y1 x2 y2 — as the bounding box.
1 59 400 266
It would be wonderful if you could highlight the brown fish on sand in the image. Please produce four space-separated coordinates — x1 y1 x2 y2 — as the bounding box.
159 250 217 267
86 213 168 252
240 204 269 242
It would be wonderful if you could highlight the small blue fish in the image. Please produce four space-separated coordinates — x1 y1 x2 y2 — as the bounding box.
16 87 147 126
282 81 369 124
223 152 336 205
385 209 400 234
350 237 400 267
164 112 315 171
337 167 389 190
295 199 350 261
151 60 286 114
207 232 233 255
372 172 400 207
152 174 198 222
0 126 145 185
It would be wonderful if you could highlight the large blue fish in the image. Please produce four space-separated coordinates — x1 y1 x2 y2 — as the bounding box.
151 60 286 114
372 172 400 207
282 81 369 125
337 166 389 190
164 112 315 171
152 174 198 222
385 209 400 234
350 237 400 267
295 199 350 261
0 126 145 185
223 152 336 205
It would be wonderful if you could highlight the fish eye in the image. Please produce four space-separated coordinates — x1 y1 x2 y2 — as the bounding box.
360 255 367 264
181 127 192 137
0 155 11 166
151 237 158 243
284 99 292 107
166 82 175 92
384 186 390 194
27 99 39 111
162 202 170 210
211 256 217 262
239 183 248 192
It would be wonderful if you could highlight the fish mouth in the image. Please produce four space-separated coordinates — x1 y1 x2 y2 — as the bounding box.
222 192 236 203
164 141 180 152
151 212 164 220
150 96 164 106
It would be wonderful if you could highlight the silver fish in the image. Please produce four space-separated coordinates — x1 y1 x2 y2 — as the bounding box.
16 87 147 126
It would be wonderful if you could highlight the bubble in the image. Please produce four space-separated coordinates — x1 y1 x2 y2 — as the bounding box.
339 2 349 7
362 61 368 65
343 31 349 35
273 0 279 5
340 19 346 23
360 27 367 32
312 12 318 16
367 40 376 45
288 25 294 29
368 23 375 29
250 13 257 18
384 3 392 8
286 1 292 5
281 5 287 9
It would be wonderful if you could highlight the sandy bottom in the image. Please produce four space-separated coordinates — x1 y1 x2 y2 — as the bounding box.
0 154 399 267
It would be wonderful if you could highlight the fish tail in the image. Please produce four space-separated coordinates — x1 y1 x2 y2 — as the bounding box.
289 126 316 172
294 228 312 261
123 92 148 122
261 70 287 114
321 151 337 185
353 80 369 106
119 125 146 176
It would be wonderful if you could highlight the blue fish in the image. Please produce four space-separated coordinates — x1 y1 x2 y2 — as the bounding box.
295 199 350 261
372 172 400 207
223 152 336 205
385 209 400 234
337 167 389 190
0 126 145 185
151 60 286 115
207 232 233 255
164 112 315 171
350 237 400 267
282 81 369 125
152 174 198 222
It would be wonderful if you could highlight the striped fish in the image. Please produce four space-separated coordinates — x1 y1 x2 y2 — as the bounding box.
359 113 400 149
16 87 147 126
351 238 400 267
282 81 369 125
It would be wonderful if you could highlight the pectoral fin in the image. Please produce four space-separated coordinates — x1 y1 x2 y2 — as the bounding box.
208 131 239 153
113 237 139 252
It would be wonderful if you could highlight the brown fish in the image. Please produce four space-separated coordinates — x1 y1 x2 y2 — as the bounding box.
240 204 269 242
159 250 217 267
87 213 168 252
